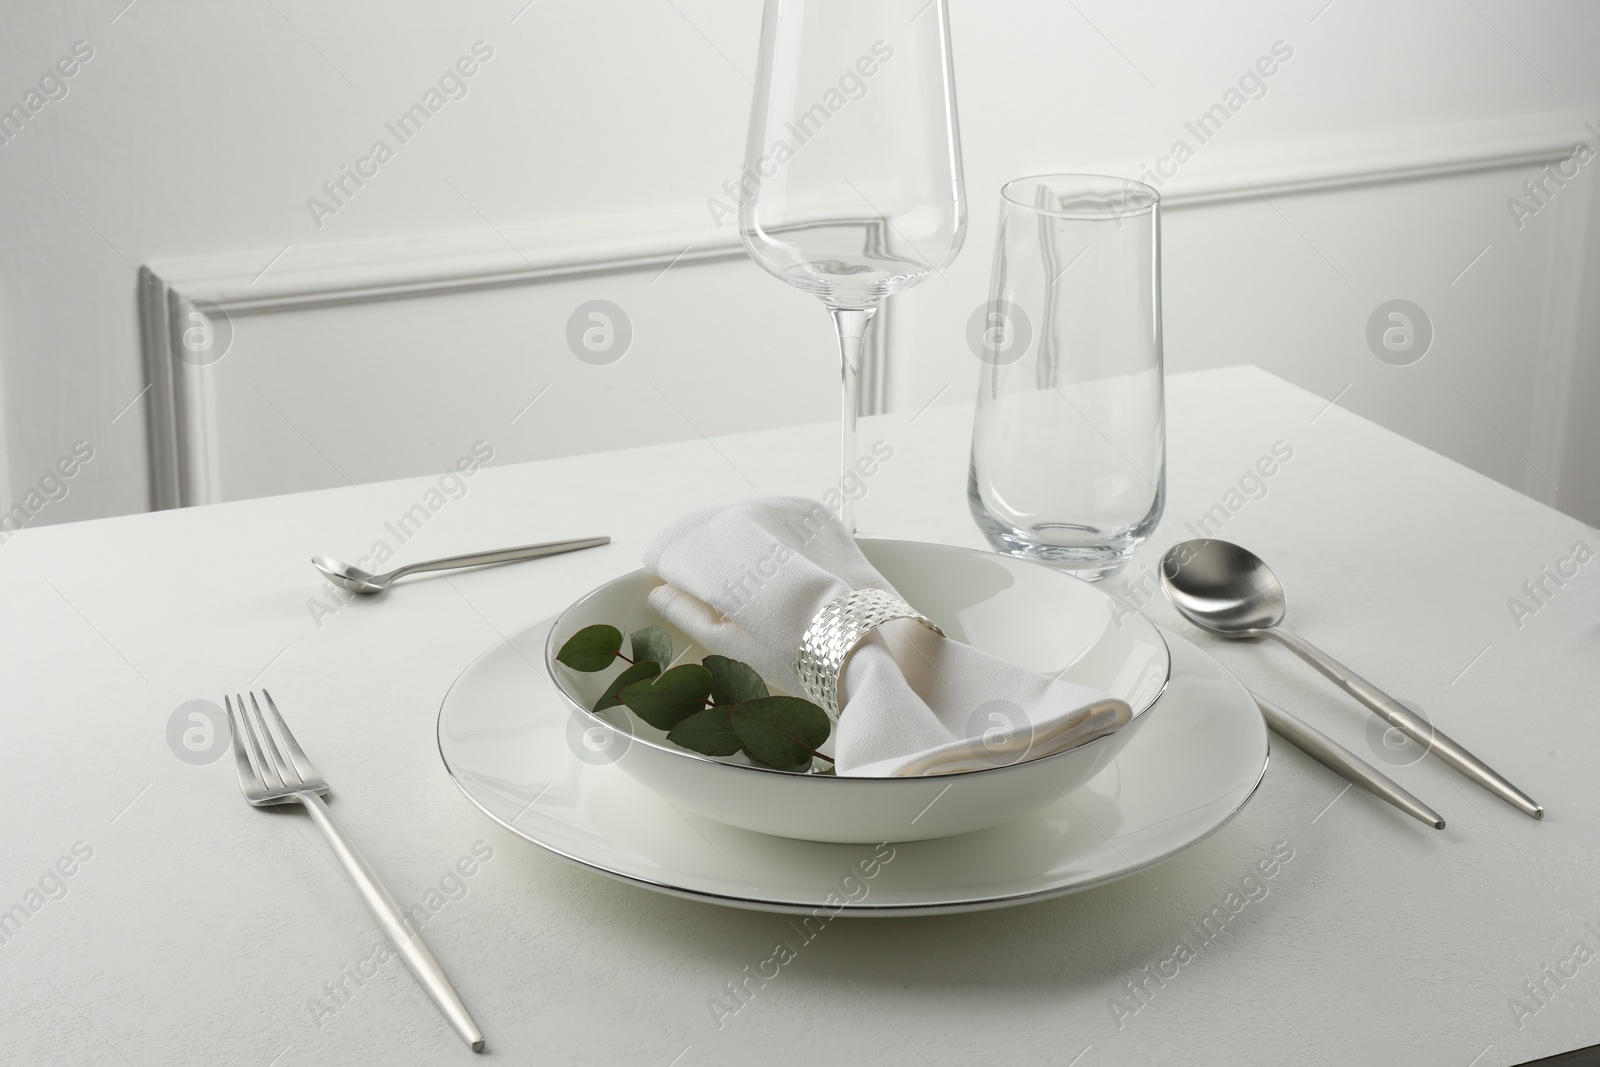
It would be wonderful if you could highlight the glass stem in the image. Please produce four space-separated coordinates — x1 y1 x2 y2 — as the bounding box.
829 304 877 535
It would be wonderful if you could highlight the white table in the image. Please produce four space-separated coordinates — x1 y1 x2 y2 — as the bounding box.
2 365 1595 1067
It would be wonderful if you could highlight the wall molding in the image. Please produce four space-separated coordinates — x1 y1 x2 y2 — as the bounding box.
138 213 892 508
1138 112 1588 209
1537 143 1600 518
139 111 1592 509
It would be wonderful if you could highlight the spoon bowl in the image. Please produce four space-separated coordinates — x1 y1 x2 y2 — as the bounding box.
313 556 388 594
1159 539 1286 636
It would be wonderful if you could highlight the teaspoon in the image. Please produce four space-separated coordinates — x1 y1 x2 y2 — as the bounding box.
313 536 609 595
1160 538 1543 820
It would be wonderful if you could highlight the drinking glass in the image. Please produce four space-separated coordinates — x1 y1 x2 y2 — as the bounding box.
967 175 1165 579
741 0 966 532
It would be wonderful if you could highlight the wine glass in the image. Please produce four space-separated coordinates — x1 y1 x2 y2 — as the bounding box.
740 0 966 532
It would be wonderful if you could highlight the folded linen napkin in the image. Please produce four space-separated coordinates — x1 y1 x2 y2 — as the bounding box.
643 497 1132 776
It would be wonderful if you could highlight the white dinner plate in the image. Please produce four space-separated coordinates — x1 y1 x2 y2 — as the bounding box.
438 621 1268 916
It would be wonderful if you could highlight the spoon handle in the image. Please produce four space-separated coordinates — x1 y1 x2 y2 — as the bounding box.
385 536 610 581
1266 624 1543 820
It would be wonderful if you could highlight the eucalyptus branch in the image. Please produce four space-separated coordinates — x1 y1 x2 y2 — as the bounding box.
556 624 833 771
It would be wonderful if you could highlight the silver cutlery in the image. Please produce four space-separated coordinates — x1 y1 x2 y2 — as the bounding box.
314 535 610 594
1252 690 1445 829
226 691 485 1053
1161 539 1543 820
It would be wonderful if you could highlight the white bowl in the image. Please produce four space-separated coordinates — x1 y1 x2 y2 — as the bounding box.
545 539 1170 843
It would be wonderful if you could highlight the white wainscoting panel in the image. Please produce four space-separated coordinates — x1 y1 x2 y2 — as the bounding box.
139 214 888 507
140 113 1596 514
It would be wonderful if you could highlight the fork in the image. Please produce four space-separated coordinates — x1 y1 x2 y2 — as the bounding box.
226 690 485 1053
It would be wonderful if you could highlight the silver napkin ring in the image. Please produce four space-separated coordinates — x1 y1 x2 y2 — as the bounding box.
796 589 944 717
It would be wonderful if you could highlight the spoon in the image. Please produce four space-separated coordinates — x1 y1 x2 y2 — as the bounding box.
1160 538 1543 820
313 536 610 594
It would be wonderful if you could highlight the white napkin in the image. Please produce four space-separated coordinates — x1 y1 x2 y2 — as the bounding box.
643 497 1131 776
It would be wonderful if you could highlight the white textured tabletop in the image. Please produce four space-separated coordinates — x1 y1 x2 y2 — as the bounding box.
2 365 1596 1067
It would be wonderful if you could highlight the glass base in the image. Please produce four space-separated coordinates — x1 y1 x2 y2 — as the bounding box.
972 514 1140 582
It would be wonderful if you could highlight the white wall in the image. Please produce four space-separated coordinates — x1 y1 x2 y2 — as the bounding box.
1 1 1598 526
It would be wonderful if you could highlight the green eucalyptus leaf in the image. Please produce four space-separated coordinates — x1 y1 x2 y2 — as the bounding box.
556 624 623 672
595 660 661 712
667 706 743 756
630 626 674 670
729 697 831 770
619 663 713 730
704 655 768 706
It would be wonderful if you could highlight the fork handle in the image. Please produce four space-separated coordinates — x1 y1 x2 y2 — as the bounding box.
1252 692 1445 829
297 791 486 1052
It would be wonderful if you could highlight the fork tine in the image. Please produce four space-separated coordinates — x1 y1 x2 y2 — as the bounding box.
235 692 282 791
246 692 297 789
225 695 266 798
258 690 317 782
